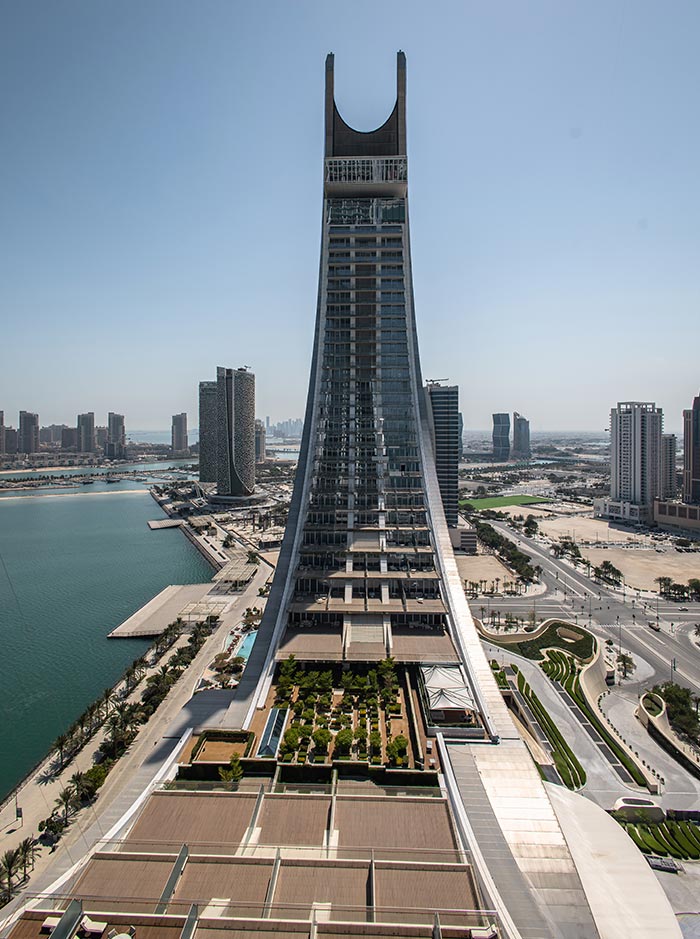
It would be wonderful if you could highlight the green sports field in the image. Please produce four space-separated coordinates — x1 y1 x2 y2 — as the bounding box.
459 495 551 510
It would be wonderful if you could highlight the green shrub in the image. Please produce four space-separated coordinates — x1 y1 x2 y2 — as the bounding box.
335 728 354 753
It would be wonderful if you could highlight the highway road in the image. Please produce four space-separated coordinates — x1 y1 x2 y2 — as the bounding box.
470 521 700 694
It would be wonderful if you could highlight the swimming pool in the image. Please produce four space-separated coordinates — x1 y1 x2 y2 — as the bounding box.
235 630 257 661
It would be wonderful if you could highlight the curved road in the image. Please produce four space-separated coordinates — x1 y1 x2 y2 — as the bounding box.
477 521 700 694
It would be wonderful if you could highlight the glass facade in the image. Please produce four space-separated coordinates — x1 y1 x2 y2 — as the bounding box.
273 63 460 653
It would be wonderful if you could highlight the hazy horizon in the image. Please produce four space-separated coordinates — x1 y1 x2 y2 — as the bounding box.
2 2 699 431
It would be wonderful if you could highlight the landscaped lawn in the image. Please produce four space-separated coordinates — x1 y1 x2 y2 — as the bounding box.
459 495 551 510
489 621 595 662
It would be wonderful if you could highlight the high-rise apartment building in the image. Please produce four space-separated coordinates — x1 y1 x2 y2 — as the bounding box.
426 382 460 526
492 412 510 461
0 410 5 455
171 412 188 453
655 394 700 532
198 380 218 482
61 427 78 450
18 411 39 454
216 366 255 496
4 427 18 454
106 412 126 460
683 393 700 504
39 424 66 445
660 433 677 500
255 418 266 463
595 401 663 522
512 411 531 459
76 412 96 453
610 402 662 505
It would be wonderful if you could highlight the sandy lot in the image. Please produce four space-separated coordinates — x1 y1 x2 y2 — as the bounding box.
475 501 592 521
455 553 510 585
537 514 651 545
495 505 554 519
580 547 700 591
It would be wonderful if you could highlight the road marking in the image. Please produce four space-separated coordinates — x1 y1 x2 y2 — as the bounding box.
626 630 699 689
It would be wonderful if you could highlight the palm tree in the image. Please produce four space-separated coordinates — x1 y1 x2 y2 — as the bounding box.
134 655 148 680
70 771 91 804
150 664 173 689
102 687 115 720
655 576 672 596
1 847 20 901
124 664 136 693
17 838 38 881
53 732 70 770
55 786 76 823
87 701 100 734
106 701 141 752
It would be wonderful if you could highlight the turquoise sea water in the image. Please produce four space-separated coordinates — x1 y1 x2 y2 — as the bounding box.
0 480 212 801
0 459 195 481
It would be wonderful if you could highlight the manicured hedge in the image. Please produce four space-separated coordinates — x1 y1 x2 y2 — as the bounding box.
516 670 586 789
620 819 700 860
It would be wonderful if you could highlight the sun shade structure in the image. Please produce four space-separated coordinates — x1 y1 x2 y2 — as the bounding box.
421 665 476 713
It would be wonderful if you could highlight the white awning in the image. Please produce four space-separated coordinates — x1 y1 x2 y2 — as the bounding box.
421 665 476 712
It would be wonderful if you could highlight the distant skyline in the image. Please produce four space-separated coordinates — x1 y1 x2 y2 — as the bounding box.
2 2 699 431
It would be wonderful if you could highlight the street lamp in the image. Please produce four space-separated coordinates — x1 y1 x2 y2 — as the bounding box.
617 614 621 656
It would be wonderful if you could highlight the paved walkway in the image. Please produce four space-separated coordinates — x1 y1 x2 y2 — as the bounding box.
600 689 700 810
484 642 641 807
108 583 212 637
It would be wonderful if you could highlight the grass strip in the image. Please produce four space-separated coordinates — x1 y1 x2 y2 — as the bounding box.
679 820 700 851
636 825 669 856
624 824 650 854
560 666 647 788
517 670 586 789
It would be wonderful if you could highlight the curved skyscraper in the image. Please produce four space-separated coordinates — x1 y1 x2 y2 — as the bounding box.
3 53 678 939
245 52 496 723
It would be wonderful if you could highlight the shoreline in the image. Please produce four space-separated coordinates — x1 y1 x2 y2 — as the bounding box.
0 560 271 912
0 488 149 500
0 458 195 477
0 489 212 812
0 495 229 801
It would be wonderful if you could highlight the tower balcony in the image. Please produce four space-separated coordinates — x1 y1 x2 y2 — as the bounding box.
324 157 407 197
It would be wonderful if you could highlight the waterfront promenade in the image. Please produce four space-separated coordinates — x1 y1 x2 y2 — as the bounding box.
0 560 271 910
107 583 213 637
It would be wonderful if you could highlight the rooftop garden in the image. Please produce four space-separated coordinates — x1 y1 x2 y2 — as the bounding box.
274 656 416 768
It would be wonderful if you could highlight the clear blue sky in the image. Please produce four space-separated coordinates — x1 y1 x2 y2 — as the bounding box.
1 1 698 433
